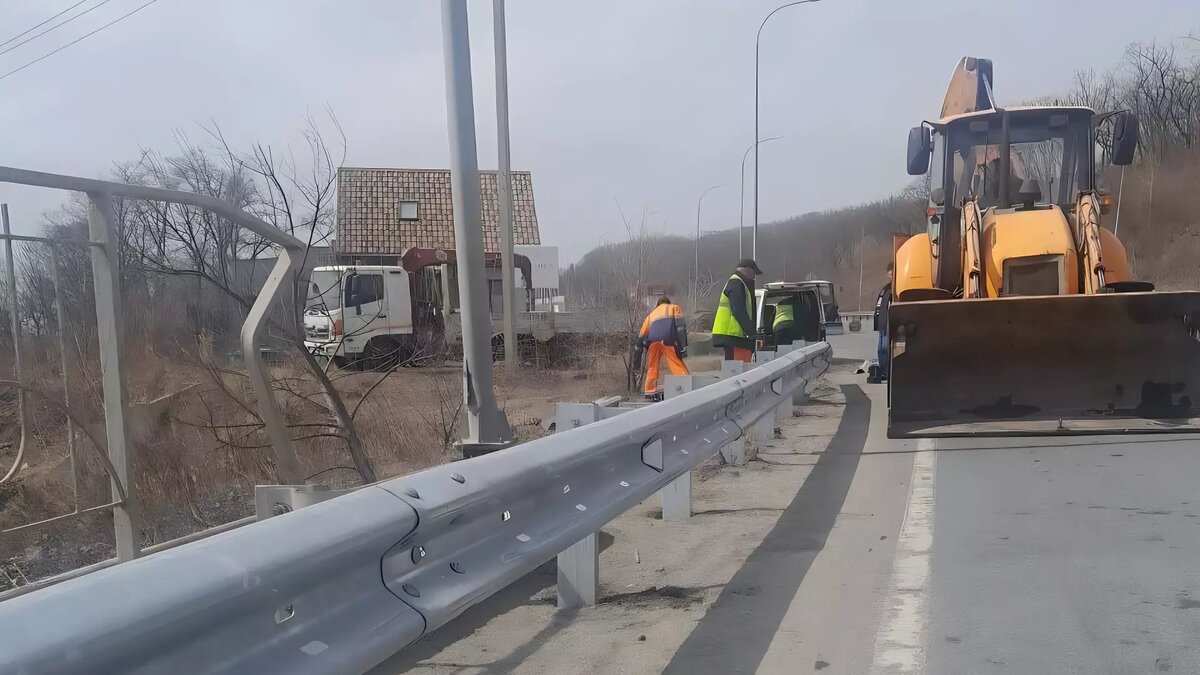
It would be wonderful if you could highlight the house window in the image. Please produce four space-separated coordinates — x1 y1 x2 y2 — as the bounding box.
398 200 419 220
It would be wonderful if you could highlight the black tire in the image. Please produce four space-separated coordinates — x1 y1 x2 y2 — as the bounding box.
363 337 401 371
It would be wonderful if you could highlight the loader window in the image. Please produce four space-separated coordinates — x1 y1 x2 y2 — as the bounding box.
945 111 1092 211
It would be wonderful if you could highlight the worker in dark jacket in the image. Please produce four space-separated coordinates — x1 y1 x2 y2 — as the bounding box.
874 263 893 379
712 258 761 362
637 296 689 397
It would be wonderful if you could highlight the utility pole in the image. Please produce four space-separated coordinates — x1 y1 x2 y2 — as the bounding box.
441 0 512 456
494 0 517 367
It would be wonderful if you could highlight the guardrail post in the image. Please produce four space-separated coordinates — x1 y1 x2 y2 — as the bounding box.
720 359 746 378
774 344 796 427
557 532 599 608
552 401 604 608
660 374 697 520
660 470 692 521
254 485 355 520
552 402 600 432
87 194 140 562
718 360 749 465
747 350 777 447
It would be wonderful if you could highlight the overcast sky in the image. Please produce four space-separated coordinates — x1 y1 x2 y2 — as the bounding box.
3 0 1199 261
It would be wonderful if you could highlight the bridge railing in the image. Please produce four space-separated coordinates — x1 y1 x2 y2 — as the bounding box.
0 340 831 675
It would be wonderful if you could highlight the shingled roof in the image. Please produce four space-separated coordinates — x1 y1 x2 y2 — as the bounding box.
336 167 541 255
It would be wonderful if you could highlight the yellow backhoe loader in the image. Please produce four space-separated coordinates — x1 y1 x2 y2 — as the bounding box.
889 57 1200 437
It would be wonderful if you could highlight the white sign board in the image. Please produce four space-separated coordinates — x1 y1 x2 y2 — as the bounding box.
515 245 559 290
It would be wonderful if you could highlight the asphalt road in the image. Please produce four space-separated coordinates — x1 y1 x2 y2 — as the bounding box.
830 331 1200 674
828 329 877 364
922 434 1200 674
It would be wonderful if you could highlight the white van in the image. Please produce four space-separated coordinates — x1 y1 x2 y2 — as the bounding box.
753 280 841 347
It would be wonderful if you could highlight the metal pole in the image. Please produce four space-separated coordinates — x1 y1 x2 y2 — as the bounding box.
0 205 27 486
442 0 512 449
695 184 722 310
493 0 517 367
739 164 745 260
50 247 78 506
740 136 781 262
86 193 140 561
754 0 818 260
857 217 865 310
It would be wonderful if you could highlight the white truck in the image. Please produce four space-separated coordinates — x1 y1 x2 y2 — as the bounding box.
303 249 622 368
304 264 422 368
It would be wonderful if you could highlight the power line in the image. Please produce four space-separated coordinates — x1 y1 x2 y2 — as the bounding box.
0 0 164 83
0 0 119 59
0 0 92 49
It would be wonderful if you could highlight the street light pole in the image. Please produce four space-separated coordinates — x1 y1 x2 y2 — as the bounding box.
441 0 511 454
694 184 723 309
493 0 517 367
754 0 819 259
739 135 782 259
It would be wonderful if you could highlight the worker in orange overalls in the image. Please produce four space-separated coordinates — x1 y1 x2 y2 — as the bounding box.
637 296 689 398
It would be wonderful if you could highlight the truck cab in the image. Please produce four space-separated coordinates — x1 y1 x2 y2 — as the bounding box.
304 265 418 367
753 281 833 348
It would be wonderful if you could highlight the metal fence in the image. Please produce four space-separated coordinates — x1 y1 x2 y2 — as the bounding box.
0 166 306 563
0 340 830 675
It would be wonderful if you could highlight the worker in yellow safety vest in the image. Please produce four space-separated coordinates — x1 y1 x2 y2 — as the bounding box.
772 294 799 345
637 296 689 397
711 258 761 363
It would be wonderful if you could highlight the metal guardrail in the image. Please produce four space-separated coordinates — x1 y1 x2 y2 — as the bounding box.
0 341 830 675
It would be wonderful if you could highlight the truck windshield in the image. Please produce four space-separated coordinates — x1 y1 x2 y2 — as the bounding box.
945 111 1092 210
308 270 342 312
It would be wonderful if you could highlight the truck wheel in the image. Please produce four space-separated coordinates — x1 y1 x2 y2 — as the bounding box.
363 338 401 371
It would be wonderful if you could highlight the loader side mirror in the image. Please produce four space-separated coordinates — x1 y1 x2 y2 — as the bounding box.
907 126 931 175
930 187 946 206
1112 112 1139 166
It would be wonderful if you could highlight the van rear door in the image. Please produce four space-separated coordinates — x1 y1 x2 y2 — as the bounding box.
817 282 842 335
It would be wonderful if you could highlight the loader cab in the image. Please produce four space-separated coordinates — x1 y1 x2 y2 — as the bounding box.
909 107 1109 292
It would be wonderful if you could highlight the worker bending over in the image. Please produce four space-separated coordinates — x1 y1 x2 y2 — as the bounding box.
712 258 761 362
773 295 799 345
638 296 689 397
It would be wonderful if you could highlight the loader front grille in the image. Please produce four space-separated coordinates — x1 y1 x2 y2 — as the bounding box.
1002 254 1063 296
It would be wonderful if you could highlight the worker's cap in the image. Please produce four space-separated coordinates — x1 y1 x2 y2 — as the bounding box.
736 258 764 274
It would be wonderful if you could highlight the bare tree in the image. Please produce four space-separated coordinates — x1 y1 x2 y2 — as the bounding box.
22 112 387 485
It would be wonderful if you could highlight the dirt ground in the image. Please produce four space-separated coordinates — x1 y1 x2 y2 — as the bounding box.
370 366 849 675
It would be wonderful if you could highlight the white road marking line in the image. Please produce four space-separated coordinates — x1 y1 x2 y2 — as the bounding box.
871 437 937 674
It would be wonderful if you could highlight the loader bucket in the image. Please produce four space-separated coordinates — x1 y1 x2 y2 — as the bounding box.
887 291 1200 437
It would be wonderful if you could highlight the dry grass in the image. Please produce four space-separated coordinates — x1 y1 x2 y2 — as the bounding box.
0 341 631 588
